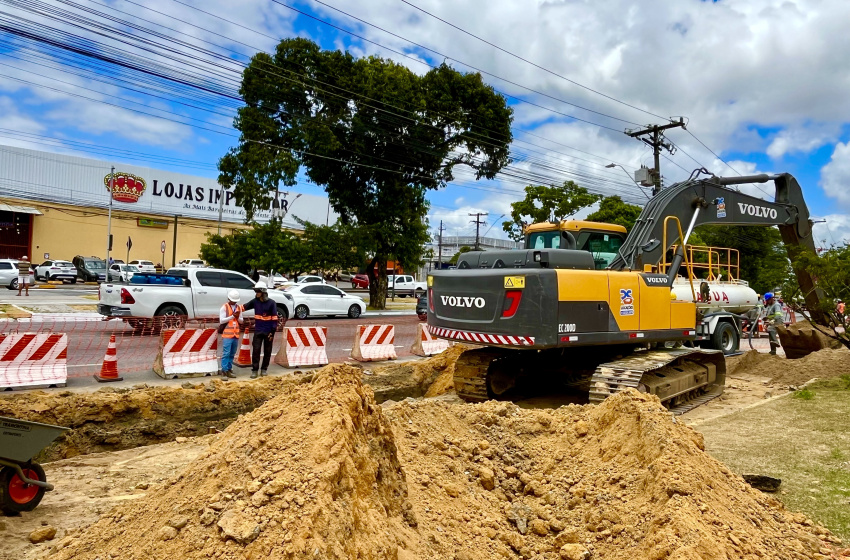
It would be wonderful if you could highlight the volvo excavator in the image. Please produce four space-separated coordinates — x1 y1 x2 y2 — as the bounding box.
426 172 827 411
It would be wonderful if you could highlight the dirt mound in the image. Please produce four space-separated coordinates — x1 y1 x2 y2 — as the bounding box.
46 364 419 560
45 367 841 560
732 347 850 386
0 375 313 461
368 344 469 399
386 393 841 559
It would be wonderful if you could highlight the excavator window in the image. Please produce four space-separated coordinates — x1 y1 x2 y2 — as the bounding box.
527 231 562 249
576 232 625 270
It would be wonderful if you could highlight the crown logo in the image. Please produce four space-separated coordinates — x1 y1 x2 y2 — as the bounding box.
104 172 146 204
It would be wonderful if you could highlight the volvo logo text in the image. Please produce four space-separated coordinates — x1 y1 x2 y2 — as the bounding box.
737 203 778 219
440 296 486 308
644 276 668 285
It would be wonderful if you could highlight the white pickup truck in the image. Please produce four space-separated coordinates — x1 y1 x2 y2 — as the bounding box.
388 274 426 297
98 267 294 329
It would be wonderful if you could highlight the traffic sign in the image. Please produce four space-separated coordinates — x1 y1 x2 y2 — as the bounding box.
126 236 132 251
161 240 166 253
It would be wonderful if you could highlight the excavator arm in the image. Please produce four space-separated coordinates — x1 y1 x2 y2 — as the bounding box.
608 172 827 324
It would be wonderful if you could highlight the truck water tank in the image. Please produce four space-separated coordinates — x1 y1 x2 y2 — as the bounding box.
671 278 759 314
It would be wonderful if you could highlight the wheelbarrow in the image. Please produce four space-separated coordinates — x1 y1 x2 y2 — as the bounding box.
0 416 69 515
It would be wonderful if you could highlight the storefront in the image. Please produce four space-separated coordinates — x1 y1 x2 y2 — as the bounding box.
0 145 336 266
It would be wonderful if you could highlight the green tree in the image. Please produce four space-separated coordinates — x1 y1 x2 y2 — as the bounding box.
585 196 643 231
449 246 475 265
219 38 513 308
502 181 601 242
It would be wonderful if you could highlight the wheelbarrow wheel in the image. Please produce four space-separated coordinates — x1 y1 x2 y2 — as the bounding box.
0 463 47 514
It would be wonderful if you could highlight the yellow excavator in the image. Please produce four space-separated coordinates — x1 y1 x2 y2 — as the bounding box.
426 172 827 411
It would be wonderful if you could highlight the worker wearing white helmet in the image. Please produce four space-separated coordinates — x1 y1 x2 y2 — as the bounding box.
218 289 243 378
242 281 279 378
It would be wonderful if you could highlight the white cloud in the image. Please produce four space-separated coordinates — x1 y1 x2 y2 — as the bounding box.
820 142 850 207
766 124 841 159
812 214 850 248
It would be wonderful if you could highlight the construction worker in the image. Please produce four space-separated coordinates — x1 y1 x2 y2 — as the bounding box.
219 290 243 378
16 255 30 296
763 292 784 355
242 282 279 378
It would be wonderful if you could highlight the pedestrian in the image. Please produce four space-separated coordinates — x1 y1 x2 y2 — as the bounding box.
155 262 163 274
763 292 784 355
16 255 31 296
242 282 279 378
219 290 243 378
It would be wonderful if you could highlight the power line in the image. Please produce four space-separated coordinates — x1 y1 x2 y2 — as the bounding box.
399 0 669 122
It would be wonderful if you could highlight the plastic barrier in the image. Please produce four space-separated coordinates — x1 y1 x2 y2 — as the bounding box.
0 333 68 389
153 328 219 379
350 324 397 362
410 322 452 357
274 326 328 368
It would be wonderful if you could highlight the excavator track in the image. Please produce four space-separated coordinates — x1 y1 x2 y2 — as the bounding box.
588 347 727 412
452 348 504 403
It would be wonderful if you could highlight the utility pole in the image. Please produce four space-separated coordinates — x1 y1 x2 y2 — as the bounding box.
469 212 488 251
106 166 114 265
625 118 685 196
437 220 445 269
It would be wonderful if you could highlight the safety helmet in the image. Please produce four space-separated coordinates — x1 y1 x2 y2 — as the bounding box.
253 282 268 292
764 292 774 301
227 289 241 302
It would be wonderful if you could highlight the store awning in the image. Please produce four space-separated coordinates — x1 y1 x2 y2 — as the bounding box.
0 204 42 215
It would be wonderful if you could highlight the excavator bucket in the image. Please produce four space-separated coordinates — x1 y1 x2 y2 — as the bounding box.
777 324 841 359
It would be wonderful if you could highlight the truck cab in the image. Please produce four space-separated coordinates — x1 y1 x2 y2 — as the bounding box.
524 220 627 270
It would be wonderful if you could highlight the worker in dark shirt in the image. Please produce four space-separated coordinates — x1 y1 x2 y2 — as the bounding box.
242 282 279 378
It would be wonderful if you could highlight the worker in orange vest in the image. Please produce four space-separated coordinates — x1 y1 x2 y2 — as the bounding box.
219 290 243 378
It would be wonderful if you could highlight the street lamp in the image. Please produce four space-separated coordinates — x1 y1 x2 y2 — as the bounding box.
605 163 650 199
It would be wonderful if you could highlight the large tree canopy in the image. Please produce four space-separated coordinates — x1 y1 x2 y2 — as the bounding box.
219 38 513 307
585 196 643 231
502 181 601 242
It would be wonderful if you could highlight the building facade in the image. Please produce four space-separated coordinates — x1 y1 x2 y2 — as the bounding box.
0 145 336 267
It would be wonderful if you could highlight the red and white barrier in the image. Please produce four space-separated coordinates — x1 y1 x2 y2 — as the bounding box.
350 324 397 362
153 328 219 379
275 326 328 368
0 333 68 389
410 323 452 357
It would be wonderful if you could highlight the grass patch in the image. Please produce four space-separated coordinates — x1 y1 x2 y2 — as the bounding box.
698 376 850 541
793 388 816 400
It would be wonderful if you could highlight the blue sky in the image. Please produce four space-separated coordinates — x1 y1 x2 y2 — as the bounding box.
2 0 850 246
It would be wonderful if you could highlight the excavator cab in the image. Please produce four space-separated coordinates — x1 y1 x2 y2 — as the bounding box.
524 220 628 270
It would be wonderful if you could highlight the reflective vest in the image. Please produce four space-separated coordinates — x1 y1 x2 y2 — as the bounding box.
765 302 784 326
221 303 242 339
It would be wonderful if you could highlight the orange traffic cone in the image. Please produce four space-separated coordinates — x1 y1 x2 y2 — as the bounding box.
94 334 123 382
234 333 252 368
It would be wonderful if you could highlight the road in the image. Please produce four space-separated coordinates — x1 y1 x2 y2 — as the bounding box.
0 286 422 391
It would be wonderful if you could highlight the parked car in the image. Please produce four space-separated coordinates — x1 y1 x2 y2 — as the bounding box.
0 259 25 290
416 292 428 320
296 275 326 285
98 267 294 329
337 271 354 282
73 256 107 282
108 264 139 282
272 273 288 286
285 284 365 319
129 260 156 273
388 274 426 297
351 273 369 289
35 260 77 283
178 259 206 268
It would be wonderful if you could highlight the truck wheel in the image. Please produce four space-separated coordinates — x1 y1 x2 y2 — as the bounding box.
711 322 738 355
0 463 47 514
348 305 361 319
294 305 309 320
155 305 187 330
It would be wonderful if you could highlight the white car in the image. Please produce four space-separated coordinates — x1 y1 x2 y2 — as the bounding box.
286 284 365 319
108 264 139 282
178 259 206 268
296 275 326 284
129 260 156 273
35 260 77 283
